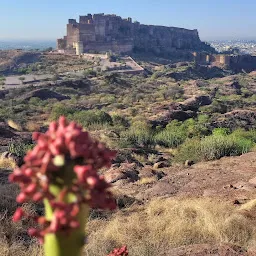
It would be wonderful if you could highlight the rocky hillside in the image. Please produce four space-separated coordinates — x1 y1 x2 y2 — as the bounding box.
0 57 256 255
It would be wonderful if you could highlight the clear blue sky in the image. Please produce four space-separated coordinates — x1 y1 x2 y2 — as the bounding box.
0 0 255 41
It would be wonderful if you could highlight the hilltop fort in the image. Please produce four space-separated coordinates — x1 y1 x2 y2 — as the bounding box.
57 13 213 55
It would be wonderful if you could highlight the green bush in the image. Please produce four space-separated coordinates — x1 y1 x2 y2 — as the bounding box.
212 128 230 136
200 134 253 161
230 129 256 143
120 130 154 148
72 110 112 128
154 128 186 148
112 115 129 127
8 141 34 158
175 133 254 163
50 104 75 120
174 139 201 163
119 121 154 148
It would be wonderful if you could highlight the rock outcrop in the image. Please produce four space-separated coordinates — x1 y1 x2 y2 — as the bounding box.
18 88 70 102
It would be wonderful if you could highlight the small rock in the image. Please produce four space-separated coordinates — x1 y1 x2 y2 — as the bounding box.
153 161 170 169
223 184 234 189
233 200 241 205
155 156 166 163
185 160 194 167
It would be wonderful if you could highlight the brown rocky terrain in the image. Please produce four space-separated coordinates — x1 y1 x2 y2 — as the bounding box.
105 151 256 203
0 54 256 255
0 50 40 75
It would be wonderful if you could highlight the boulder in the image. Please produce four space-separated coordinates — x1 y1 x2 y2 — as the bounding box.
181 95 212 111
139 165 166 180
167 109 197 121
104 163 139 184
150 105 197 127
185 160 195 167
153 161 170 169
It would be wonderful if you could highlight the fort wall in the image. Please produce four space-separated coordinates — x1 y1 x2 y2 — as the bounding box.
57 13 213 55
193 52 256 72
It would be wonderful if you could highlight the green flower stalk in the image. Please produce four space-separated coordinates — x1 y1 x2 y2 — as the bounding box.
10 116 116 256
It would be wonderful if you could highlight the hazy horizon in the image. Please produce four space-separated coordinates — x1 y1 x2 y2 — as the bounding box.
0 0 255 42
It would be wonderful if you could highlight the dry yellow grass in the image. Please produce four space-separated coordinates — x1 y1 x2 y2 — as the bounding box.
85 197 256 256
25 121 41 132
1 196 256 255
7 120 23 131
0 242 43 256
0 158 17 169
138 176 157 185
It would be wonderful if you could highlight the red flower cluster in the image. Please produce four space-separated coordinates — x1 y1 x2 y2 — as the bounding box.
107 246 128 256
9 116 116 241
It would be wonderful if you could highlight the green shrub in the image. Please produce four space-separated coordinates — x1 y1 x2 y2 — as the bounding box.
8 141 34 158
174 139 201 163
119 121 154 148
151 71 163 80
175 133 254 163
72 110 112 128
231 129 256 143
212 128 230 136
29 97 42 106
200 134 252 161
112 115 129 127
120 130 154 148
50 104 75 120
154 129 186 148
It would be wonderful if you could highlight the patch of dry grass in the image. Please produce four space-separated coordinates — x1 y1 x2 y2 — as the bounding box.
138 177 157 185
1 185 256 256
84 197 256 256
0 241 43 256
7 120 23 131
25 121 41 132
0 181 44 256
0 158 17 169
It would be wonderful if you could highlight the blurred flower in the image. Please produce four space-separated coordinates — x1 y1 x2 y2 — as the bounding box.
9 116 116 242
107 245 128 256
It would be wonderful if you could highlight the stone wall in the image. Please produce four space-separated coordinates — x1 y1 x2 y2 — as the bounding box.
193 52 256 72
66 23 79 48
133 25 202 54
84 40 133 54
57 13 213 55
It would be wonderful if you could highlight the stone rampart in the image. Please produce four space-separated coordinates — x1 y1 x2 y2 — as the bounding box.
57 13 213 55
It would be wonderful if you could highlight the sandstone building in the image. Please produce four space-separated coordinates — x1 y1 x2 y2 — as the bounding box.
57 13 212 55
193 51 256 72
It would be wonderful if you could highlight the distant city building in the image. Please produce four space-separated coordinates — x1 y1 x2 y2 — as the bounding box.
209 40 256 55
